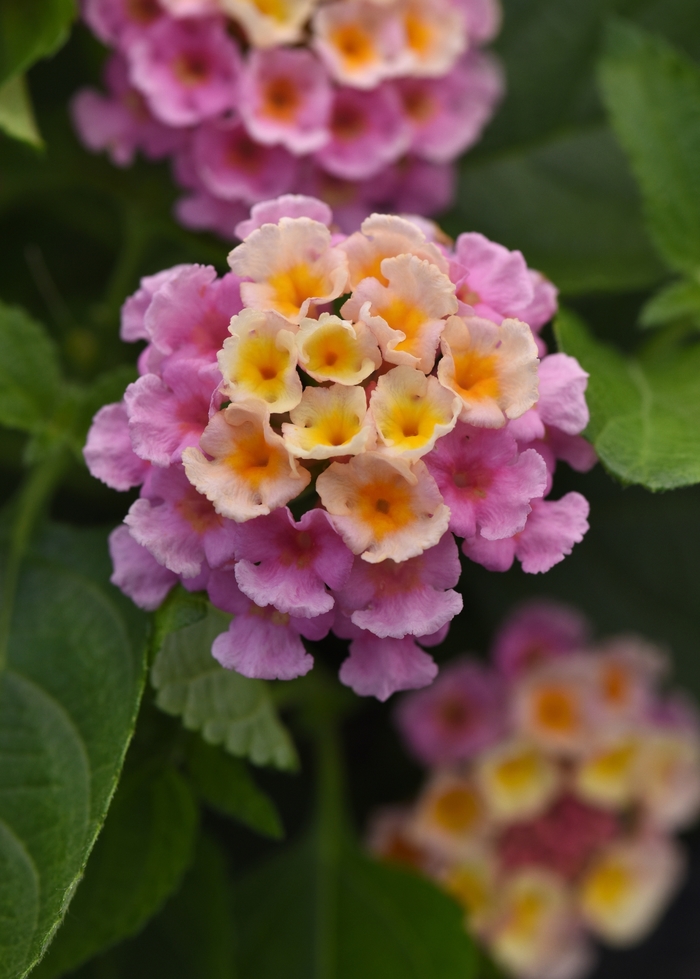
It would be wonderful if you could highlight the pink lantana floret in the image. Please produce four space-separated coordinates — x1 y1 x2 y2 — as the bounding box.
395 657 506 764
335 531 463 639
84 401 150 491
425 423 547 540
233 507 354 618
109 524 177 610
128 17 241 127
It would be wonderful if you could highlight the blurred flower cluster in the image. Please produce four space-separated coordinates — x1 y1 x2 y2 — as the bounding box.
72 0 503 233
85 196 594 699
371 600 700 977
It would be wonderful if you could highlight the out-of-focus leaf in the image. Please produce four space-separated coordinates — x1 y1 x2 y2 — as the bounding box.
151 607 298 771
556 308 700 489
0 75 41 147
0 300 63 434
0 523 147 979
0 0 76 87
640 278 700 328
185 735 284 839
455 127 663 295
599 20 700 275
34 762 198 978
66 834 236 979
234 832 478 979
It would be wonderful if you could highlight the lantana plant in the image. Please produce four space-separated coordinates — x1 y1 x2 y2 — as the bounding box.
373 600 700 979
85 194 595 700
71 0 503 234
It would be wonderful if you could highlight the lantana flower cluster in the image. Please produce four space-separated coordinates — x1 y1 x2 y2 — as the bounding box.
371 601 700 978
72 0 503 233
85 195 594 699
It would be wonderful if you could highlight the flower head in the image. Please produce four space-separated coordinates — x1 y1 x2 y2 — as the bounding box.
296 313 382 385
370 366 460 460
218 308 301 412
282 383 375 459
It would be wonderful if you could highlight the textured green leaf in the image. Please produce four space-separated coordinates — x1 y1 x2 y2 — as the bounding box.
0 301 63 434
234 833 477 979
150 585 208 662
0 75 41 147
151 608 298 771
34 762 198 978
599 20 700 274
0 524 147 979
640 278 700 328
185 736 284 839
455 127 663 295
0 0 76 86
65 834 236 979
555 308 700 489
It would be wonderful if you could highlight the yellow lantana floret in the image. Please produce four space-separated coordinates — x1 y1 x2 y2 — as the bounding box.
340 213 450 289
489 870 588 979
296 312 381 385
342 253 457 373
442 853 497 933
220 0 315 47
282 383 375 460
218 308 301 413
370 365 460 460
637 728 700 830
438 315 539 428
183 401 310 522
228 217 350 324
578 838 682 946
316 451 449 563
574 736 641 810
408 771 488 860
475 739 560 823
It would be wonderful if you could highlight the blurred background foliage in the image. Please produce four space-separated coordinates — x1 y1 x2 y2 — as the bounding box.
3 0 700 977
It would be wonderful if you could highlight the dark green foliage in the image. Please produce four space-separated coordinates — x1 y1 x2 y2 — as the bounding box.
0 524 147 979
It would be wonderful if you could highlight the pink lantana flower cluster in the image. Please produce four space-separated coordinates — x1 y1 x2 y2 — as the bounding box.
72 0 503 233
85 195 594 699
371 601 700 977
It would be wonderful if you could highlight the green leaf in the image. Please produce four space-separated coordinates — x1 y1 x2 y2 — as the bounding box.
185 735 284 839
0 0 76 86
65 834 236 979
150 585 208 662
0 75 41 147
640 277 700 328
599 20 700 275
34 761 198 978
455 127 663 295
555 307 700 489
0 523 147 979
0 300 63 435
151 607 298 771
234 833 477 979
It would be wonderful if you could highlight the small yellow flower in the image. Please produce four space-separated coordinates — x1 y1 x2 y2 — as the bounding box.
370 365 460 460
218 308 301 412
282 383 375 459
296 312 381 385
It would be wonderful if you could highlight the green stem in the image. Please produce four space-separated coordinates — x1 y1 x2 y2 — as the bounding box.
0 448 69 673
313 704 345 979
103 205 149 321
